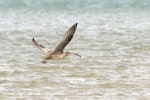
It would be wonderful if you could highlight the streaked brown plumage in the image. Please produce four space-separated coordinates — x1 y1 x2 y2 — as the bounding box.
32 23 81 63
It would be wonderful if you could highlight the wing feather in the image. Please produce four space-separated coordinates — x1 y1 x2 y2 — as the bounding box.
32 38 51 54
53 23 77 53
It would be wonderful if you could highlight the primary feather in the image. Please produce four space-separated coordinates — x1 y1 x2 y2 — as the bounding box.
53 23 77 53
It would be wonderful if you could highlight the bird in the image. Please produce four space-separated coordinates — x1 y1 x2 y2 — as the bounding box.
32 23 81 64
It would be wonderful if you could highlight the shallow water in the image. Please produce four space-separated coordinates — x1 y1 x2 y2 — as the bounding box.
0 1 150 100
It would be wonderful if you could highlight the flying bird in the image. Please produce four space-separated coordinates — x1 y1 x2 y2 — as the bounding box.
32 23 81 64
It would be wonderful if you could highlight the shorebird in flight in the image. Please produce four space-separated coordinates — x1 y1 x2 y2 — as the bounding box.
32 23 81 64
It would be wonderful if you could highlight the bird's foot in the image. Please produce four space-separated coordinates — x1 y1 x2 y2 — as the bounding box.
41 61 47 64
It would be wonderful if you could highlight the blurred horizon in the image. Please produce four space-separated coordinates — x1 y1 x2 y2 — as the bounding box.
0 0 150 10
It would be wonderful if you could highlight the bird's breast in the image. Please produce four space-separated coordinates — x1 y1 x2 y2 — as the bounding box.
47 53 66 60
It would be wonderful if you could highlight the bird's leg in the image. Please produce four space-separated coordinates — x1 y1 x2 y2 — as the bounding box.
41 60 47 64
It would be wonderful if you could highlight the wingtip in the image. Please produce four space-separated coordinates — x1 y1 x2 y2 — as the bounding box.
75 22 77 26
32 37 35 41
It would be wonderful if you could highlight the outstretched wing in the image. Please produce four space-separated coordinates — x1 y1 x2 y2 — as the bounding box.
53 23 77 53
32 38 51 54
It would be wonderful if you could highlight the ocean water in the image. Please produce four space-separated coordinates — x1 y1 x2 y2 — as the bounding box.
0 0 150 100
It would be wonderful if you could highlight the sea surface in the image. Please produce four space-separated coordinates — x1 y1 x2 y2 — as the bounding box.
0 0 150 100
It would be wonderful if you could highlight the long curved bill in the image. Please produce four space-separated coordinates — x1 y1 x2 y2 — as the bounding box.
70 52 81 58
